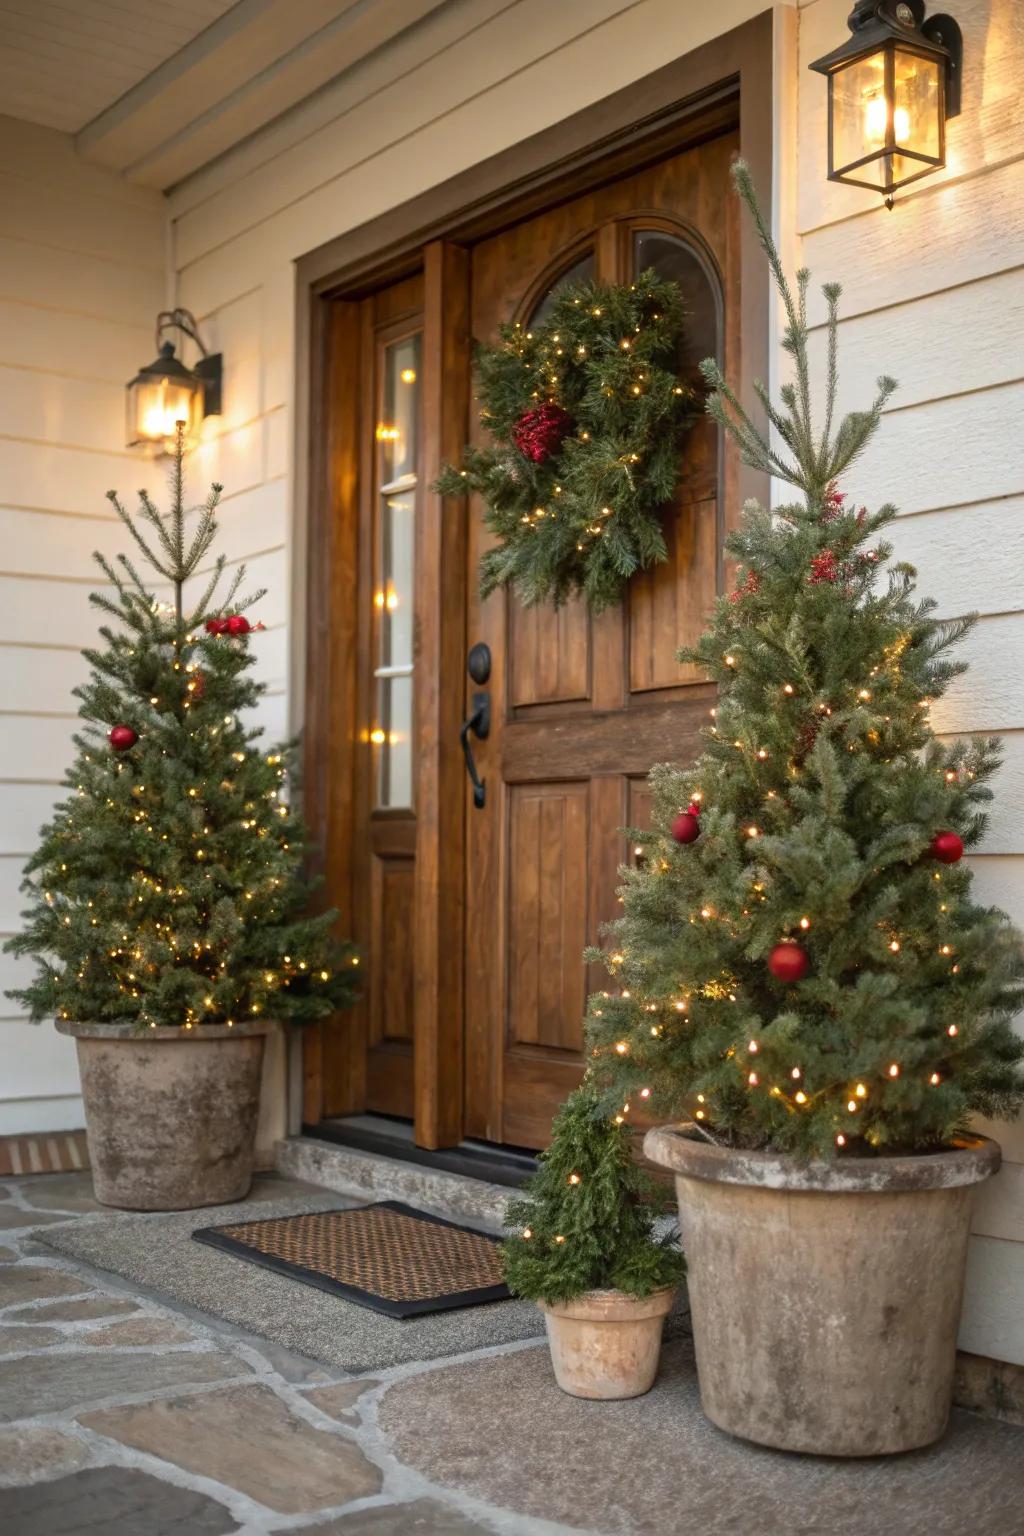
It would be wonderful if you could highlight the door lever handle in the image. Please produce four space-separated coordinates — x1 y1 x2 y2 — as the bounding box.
460 689 490 808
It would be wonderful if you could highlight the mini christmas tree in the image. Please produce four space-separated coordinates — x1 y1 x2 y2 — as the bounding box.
503 1080 684 1304
5 430 358 1031
585 163 1024 1158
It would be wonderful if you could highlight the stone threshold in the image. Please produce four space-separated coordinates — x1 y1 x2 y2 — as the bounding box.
275 1136 513 1234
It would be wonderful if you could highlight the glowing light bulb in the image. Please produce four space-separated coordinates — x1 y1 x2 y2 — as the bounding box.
929 1072 941 1086
522 1227 532 1239
748 1071 759 1086
568 1173 581 1186
615 1041 628 1055
795 1091 808 1105
888 1063 900 1078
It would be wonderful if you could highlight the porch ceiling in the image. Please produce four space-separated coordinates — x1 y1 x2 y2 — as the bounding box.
2 0 450 190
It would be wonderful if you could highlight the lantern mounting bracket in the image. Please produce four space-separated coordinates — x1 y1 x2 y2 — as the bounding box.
841 3 962 117
155 307 222 417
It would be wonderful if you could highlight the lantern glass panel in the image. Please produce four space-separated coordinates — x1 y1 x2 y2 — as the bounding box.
893 47 941 157
128 375 196 448
831 48 888 176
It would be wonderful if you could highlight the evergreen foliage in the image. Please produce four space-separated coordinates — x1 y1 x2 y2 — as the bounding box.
432 270 695 611
503 1081 684 1304
5 433 358 1031
584 162 1024 1158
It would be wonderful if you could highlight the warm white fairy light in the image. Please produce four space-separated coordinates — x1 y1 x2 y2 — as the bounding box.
888 1063 900 1078
794 1090 808 1105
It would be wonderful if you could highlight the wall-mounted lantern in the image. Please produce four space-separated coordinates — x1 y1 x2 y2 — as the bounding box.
809 1 962 209
126 308 222 452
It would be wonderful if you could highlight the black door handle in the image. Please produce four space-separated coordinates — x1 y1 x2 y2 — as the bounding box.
460 689 490 808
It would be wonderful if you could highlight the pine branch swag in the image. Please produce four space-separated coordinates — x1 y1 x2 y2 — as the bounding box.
433 270 697 611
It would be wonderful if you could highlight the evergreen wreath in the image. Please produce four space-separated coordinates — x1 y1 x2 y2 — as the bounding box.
433 270 696 611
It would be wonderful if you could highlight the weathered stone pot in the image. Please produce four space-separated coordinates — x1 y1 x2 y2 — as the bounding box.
644 1123 1000 1456
56 1020 268 1211
539 1285 676 1400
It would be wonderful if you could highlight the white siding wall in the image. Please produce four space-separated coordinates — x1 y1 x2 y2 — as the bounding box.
0 116 167 1133
798 0 1024 1362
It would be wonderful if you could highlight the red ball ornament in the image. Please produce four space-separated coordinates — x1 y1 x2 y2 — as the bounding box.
767 942 809 984
931 831 964 865
225 615 251 636
511 402 572 464
671 805 701 845
205 617 228 635
108 725 138 753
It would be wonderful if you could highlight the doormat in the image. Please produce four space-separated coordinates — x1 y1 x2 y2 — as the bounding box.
192 1200 510 1319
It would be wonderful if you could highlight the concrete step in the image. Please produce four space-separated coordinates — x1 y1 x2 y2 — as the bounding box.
274 1135 513 1234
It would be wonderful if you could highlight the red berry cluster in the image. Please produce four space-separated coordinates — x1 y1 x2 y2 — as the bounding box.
511 402 573 464
807 550 841 586
729 569 761 604
205 615 251 636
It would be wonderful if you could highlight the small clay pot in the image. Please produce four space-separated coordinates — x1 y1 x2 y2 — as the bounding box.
539 1285 677 1400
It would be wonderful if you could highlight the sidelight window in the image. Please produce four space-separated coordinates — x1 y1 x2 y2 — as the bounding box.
373 331 420 808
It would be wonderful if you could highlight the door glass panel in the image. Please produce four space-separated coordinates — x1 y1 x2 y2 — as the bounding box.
373 332 420 808
633 230 720 373
527 250 595 329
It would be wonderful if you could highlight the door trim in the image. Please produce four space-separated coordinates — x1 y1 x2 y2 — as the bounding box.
296 10 778 1144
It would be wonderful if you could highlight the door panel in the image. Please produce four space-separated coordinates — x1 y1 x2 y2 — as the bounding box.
464 127 739 1147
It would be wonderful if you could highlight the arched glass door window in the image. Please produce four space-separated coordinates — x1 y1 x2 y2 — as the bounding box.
633 228 721 375
526 250 595 329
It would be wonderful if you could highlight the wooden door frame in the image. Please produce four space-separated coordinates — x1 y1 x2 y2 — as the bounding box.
294 9 777 1147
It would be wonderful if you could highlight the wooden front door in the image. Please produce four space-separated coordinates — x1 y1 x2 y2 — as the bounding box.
462 128 739 1148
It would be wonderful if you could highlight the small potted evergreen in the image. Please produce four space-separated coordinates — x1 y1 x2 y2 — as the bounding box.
4 433 358 1211
586 164 1024 1455
503 1080 684 1400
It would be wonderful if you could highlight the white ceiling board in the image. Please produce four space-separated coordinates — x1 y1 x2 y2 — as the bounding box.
0 0 238 134
122 0 452 189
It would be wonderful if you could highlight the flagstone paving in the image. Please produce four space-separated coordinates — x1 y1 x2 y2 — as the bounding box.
1 1168 1022 1535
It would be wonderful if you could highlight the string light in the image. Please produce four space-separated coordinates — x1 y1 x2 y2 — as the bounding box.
888 1063 900 1077
929 1072 941 1085
794 1090 807 1105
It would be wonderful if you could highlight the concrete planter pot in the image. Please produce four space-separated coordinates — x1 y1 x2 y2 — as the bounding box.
644 1124 1000 1456
539 1285 677 1400
56 1019 269 1211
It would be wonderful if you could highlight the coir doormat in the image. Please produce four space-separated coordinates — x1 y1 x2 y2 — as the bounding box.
192 1200 510 1319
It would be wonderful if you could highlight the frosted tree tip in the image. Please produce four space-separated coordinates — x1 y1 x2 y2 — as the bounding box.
106 489 117 501
822 281 842 301
878 374 898 396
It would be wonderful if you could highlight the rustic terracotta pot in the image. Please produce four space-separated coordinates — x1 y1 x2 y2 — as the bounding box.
539 1285 676 1399
644 1123 1000 1456
57 1020 268 1211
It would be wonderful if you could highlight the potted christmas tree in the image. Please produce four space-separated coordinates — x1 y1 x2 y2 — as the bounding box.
586 164 1024 1455
503 1079 684 1399
5 431 357 1211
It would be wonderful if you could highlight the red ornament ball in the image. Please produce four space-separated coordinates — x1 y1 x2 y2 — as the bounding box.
767 942 810 984
205 617 228 635
108 725 138 753
671 806 701 845
931 830 964 865
225 615 251 636
511 402 572 464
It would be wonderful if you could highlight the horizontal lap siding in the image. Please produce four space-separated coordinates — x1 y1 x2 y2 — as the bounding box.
0 117 168 1129
799 0 1024 1360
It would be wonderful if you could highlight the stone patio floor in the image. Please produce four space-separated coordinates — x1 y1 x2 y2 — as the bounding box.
1 1171 1022 1536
